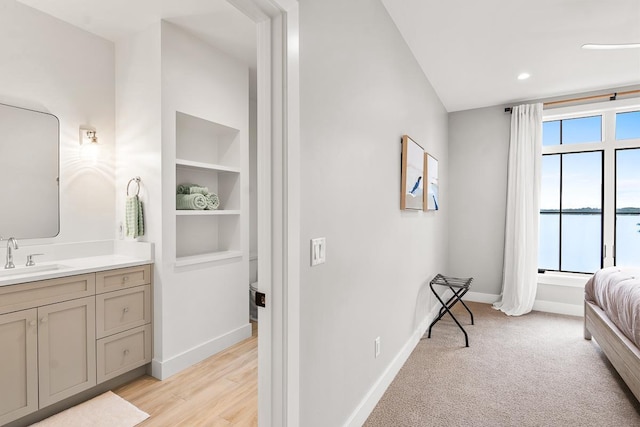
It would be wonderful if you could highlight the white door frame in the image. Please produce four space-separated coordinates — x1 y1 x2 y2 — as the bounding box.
228 1 299 425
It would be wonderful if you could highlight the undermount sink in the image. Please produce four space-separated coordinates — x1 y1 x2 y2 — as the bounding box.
0 264 69 278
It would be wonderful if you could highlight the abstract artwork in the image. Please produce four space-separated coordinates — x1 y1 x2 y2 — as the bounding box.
401 135 426 210
426 153 439 211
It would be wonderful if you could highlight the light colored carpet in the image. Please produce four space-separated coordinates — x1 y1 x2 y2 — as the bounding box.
30 391 149 427
365 302 640 426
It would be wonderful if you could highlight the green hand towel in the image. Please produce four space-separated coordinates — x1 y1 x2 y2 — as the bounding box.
125 196 144 238
177 193 207 210
205 193 220 210
189 186 209 195
177 184 209 195
177 183 194 194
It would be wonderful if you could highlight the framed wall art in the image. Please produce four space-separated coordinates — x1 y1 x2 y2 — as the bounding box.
400 135 426 210
426 152 439 211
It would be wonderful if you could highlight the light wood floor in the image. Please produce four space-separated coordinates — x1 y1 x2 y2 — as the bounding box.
113 322 258 426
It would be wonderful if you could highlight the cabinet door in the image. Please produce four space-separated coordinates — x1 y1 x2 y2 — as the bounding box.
0 309 38 425
38 296 96 408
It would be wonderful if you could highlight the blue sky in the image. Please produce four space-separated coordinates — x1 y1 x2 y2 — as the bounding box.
541 112 640 210
617 148 640 208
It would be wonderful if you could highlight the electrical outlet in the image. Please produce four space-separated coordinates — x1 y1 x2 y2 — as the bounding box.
374 337 381 358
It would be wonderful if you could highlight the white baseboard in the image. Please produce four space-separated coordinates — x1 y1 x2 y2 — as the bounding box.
463 291 583 317
532 300 583 317
151 323 252 380
343 303 443 427
463 291 500 304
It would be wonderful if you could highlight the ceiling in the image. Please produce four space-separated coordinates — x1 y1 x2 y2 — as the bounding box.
381 0 640 111
16 0 640 112
17 0 257 69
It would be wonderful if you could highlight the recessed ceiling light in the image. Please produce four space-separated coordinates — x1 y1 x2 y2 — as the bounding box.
517 73 531 80
582 43 640 50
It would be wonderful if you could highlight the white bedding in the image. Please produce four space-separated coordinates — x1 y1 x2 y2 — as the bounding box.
585 267 640 348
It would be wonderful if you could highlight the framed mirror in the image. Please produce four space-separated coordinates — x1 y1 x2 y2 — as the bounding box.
0 102 59 238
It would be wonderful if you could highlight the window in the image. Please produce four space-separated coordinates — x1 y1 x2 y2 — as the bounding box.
615 148 640 266
539 151 602 273
539 100 640 274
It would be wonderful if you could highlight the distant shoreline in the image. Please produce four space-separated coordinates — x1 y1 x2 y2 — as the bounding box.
540 209 640 215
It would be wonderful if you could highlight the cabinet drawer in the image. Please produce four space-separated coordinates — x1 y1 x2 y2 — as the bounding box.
96 285 151 339
96 265 151 294
97 325 152 383
0 274 95 315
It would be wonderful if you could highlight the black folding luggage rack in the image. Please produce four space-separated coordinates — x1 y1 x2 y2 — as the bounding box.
427 274 474 347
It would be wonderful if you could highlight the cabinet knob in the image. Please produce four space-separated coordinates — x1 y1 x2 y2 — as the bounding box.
122 276 129 284
29 320 37 327
40 317 47 324
123 307 129 314
123 349 130 356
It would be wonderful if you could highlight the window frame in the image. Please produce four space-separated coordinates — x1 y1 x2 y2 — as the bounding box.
540 150 604 273
614 146 640 266
541 97 640 274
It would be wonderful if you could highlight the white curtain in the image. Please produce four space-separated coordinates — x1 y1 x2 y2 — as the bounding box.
493 103 543 316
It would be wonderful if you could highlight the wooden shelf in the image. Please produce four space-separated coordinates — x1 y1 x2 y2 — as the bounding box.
175 210 241 216
175 251 243 267
176 159 240 174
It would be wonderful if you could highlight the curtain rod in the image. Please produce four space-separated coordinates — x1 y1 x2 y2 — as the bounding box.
504 89 640 113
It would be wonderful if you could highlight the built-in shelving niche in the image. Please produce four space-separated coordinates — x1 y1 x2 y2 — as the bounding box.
175 111 242 266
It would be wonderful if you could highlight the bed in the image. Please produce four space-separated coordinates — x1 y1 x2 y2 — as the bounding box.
584 267 640 401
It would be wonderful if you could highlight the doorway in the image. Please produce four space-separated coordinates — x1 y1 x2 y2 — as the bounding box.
162 1 300 425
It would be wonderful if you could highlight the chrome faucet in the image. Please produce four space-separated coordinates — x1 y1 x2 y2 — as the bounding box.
5 237 19 269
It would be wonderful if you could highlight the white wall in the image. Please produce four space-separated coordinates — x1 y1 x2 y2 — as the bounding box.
115 22 163 356
447 106 588 312
0 0 115 247
116 21 254 378
159 22 250 377
299 0 449 425
448 106 510 297
116 21 251 379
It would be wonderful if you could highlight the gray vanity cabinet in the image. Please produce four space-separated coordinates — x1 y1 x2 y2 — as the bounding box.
0 297 97 423
0 308 38 426
0 264 152 425
0 273 96 425
95 265 152 383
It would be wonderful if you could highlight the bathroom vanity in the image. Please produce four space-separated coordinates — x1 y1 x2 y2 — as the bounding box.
0 256 153 426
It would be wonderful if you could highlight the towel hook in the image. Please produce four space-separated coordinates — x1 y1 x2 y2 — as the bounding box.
127 177 141 197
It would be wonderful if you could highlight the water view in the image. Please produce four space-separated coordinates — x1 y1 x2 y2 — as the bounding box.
539 212 640 273
540 112 640 274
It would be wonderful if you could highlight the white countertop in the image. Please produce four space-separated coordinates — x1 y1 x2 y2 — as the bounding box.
0 254 153 287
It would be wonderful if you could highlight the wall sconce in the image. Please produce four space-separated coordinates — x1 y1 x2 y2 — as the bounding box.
79 125 100 162
86 130 97 143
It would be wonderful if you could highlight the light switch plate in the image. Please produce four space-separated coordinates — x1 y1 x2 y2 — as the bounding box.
310 237 326 266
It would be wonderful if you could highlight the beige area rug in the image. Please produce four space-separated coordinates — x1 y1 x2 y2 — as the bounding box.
31 391 149 427
366 302 640 427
